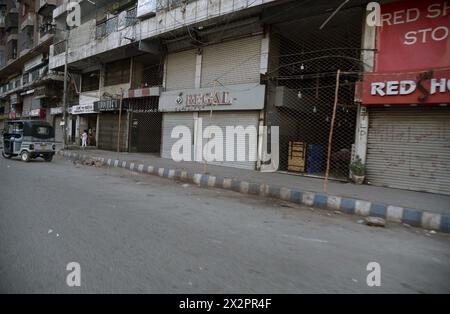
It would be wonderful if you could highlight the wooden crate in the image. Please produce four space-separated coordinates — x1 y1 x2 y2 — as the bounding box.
288 141 306 172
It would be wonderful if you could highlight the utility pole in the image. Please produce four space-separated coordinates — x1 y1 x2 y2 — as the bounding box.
116 89 123 160
62 31 69 149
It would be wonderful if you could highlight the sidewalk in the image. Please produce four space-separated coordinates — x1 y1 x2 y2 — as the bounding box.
59 148 450 233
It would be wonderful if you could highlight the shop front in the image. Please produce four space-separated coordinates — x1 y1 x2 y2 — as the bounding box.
359 0 450 195
95 99 128 152
159 84 265 170
70 103 98 146
123 87 162 154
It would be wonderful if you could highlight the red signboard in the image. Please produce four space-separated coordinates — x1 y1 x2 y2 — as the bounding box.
361 0 450 105
361 68 450 104
375 0 450 72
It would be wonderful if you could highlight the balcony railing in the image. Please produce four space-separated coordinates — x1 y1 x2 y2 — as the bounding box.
38 0 58 17
53 40 66 55
39 22 56 38
96 6 137 40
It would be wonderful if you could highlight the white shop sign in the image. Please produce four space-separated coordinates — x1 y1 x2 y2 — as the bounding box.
50 107 63 115
159 84 266 112
71 104 97 115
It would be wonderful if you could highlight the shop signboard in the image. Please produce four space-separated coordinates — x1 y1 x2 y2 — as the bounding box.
361 0 450 105
159 84 266 112
71 104 98 115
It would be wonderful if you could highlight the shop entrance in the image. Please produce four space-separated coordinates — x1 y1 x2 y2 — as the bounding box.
128 97 162 153
266 6 363 180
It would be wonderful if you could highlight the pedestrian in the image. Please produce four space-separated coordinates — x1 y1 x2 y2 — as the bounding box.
81 129 88 148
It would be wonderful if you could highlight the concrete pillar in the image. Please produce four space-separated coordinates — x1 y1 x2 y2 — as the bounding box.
354 10 376 164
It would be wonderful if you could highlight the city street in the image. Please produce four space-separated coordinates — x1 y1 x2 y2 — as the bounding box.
0 155 449 294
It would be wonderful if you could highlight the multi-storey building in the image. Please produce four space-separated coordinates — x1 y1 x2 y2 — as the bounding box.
10 0 448 196
0 0 64 139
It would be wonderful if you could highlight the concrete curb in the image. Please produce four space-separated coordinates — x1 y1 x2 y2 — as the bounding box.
59 150 450 234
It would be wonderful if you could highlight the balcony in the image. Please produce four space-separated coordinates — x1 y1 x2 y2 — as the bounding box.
39 22 56 43
53 40 66 55
20 13 35 31
38 0 58 17
5 9 18 31
96 6 137 40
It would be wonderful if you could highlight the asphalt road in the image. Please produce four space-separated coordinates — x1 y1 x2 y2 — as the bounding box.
0 154 449 294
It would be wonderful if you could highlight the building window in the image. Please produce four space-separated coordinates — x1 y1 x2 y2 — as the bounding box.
104 59 130 86
81 71 100 92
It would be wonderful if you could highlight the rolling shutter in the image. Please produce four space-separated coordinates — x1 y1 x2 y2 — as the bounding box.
366 108 450 195
201 35 262 88
98 113 128 152
199 111 259 170
161 112 195 160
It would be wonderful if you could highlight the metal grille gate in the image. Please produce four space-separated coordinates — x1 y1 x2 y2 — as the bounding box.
265 6 363 180
127 97 162 153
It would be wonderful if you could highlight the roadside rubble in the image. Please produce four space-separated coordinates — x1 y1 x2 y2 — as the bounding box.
365 217 386 227
73 158 103 168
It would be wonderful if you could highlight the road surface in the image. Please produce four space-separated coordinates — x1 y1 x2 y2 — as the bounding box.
0 155 449 293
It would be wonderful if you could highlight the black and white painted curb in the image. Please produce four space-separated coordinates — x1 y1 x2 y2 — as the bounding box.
60 150 450 234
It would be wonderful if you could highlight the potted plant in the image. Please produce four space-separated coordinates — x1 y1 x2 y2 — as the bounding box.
350 157 366 184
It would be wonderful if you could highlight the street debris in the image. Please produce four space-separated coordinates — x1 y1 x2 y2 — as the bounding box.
73 158 103 168
357 219 365 224
365 217 386 227
334 210 342 215
402 223 411 228
48 229 53 234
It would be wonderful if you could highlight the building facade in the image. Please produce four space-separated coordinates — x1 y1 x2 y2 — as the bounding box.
24 0 448 196
0 0 64 142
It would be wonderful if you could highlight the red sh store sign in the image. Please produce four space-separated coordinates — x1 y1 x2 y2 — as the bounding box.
361 0 450 104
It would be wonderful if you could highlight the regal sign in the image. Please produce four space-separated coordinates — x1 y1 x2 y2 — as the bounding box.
159 84 266 112
186 91 232 107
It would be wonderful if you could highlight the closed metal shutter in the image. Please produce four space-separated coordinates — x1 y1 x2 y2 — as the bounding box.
201 35 262 88
366 108 450 195
54 116 63 144
200 111 259 170
98 113 129 152
165 50 197 91
161 112 195 160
